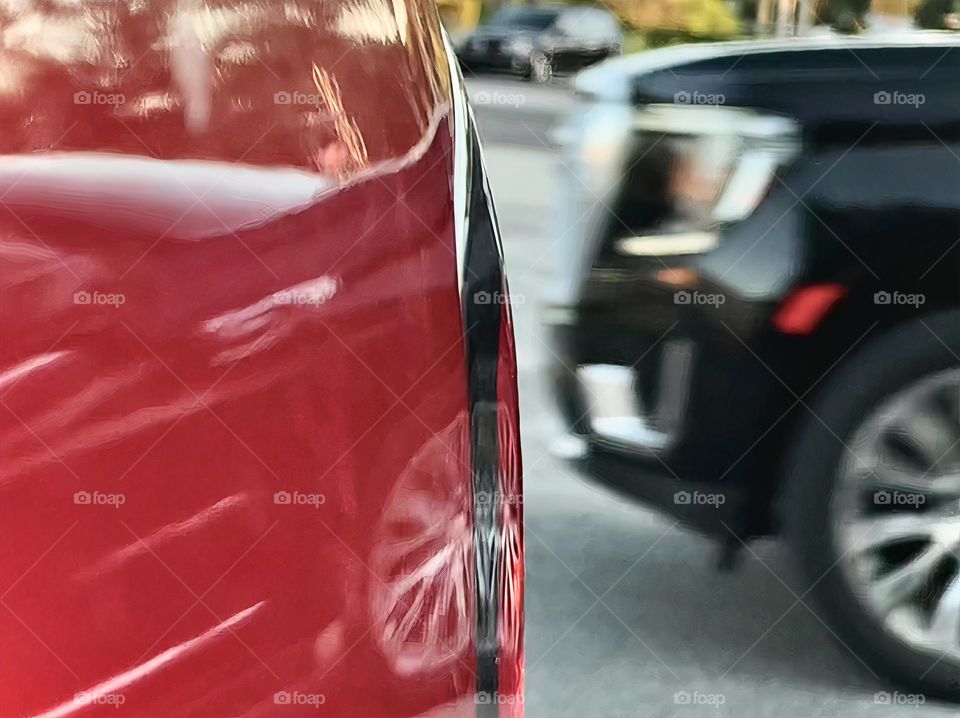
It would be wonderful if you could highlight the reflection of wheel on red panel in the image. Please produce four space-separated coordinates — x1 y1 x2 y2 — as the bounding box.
368 423 473 677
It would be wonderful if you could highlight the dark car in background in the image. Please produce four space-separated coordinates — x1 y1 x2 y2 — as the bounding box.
544 35 960 699
457 4 623 82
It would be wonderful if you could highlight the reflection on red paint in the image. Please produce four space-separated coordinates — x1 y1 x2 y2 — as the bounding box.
0 0 522 716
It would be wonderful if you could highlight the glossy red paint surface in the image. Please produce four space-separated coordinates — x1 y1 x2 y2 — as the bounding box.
496 301 524 718
0 2 522 716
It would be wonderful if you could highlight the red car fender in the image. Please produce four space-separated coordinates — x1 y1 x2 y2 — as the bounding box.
0 2 522 716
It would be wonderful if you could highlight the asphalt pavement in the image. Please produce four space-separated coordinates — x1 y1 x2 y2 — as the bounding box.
466 73 959 718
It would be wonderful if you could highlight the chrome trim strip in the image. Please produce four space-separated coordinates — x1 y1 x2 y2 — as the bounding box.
462 129 504 716
615 232 719 257
443 27 506 716
579 341 695 456
633 104 800 139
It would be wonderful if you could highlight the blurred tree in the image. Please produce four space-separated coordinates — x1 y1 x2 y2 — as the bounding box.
914 0 958 27
436 0 482 31
437 0 741 43
813 0 871 30
438 0 927 41
811 0 922 32
607 0 740 43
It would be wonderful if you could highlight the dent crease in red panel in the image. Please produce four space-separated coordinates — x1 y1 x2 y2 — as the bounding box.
0 0 522 716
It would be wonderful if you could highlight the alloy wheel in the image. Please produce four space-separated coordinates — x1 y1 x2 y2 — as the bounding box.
833 369 960 663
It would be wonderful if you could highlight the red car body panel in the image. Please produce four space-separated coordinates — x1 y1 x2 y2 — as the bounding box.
0 2 522 716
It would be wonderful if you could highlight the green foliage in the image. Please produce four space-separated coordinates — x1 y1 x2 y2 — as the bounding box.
612 0 742 48
475 0 742 50
680 0 741 36
623 31 648 53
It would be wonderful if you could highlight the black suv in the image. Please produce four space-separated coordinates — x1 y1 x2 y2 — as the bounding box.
545 35 960 699
456 4 623 82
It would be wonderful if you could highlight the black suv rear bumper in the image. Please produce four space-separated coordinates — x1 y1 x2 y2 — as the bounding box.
544 284 784 537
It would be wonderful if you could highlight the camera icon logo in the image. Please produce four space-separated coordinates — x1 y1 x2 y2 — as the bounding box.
73 91 92 105
274 91 291 105
74 491 91 505
674 491 691 505
474 291 491 304
874 490 891 505
874 91 892 105
874 291 891 305
674 291 692 305
674 91 691 104
273 691 291 705
273 491 291 505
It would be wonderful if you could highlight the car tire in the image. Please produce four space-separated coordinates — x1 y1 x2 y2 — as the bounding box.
781 311 960 701
529 50 552 84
